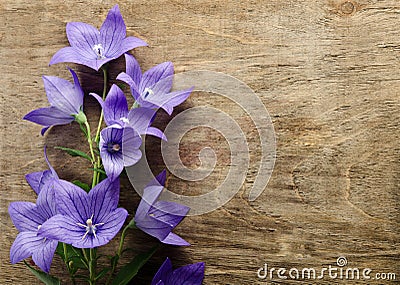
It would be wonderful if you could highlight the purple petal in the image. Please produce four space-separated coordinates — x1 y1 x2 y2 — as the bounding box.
167 262 205 285
50 47 88 66
119 36 147 55
116 72 140 100
9 202 43 232
151 258 173 285
151 87 193 115
146 127 167 141
89 92 104 109
25 170 51 195
125 53 142 89
100 127 124 180
154 170 167 186
122 127 142 167
127 107 156 135
100 5 126 57
49 47 112 71
38 214 86 246
36 184 57 220
53 180 90 223
135 184 164 219
66 22 100 60
135 214 173 242
94 208 128 244
23 107 74 127
42 74 82 115
32 240 58 273
10 232 44 264
139 62 174 94
88 178 120 223
103 85 129 126
161 232 190 246
149 201 189 228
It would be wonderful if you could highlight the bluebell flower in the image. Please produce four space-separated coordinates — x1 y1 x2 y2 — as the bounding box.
151 257 205 285
23 68 84 135
9 184 58 273
135 171 190 246
49 5 147 71
117 54 193 115
38 178 127 248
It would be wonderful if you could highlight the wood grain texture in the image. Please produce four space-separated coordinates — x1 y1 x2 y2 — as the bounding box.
1 0 399 284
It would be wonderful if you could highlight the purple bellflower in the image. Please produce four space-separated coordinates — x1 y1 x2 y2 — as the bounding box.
23 68 84 135
99 126 142 181
9 184 58 273
91 84 166 140
151 257 205 285
38 178 127 248
135 170 190 246
25 146 58 195
117 54 193 115
49 5 147 71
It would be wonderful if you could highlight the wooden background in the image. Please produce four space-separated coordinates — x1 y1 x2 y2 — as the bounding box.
1 0 399 284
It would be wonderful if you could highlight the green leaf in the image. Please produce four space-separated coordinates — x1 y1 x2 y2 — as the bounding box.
55 146 92 162
89 167 106 175
78 122 88 138
24 261 61 285
111 246 158 285
72 180 90 192
95 268 111 281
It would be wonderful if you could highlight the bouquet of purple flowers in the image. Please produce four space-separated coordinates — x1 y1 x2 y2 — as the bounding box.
9 5 204 285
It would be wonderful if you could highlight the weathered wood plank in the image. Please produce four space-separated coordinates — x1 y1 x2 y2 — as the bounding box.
1 0 399 284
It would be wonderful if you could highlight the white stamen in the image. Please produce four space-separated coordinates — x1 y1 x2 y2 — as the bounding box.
77 214 104 240
143 87 154 98
120 117 129 124
37 225 42 230
92 44 105 59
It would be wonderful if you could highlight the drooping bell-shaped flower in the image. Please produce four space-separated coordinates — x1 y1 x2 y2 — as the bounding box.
23 68 84 135
135 170 190 246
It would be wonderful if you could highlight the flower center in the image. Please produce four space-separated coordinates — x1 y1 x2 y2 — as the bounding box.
120 117 130 124
142 87 154 99
77 214 104 240
92 44 105 59
107 143 121 153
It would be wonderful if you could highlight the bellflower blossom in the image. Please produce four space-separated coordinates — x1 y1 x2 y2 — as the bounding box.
49 5 147 71
99 126 142 180
9 185 58 273
151 257 205 285
117 54 193 115
23 68 84 135
135 170 190 246
91 84 166 140
38 178 127 248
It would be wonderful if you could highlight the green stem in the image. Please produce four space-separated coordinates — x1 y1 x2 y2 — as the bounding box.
84 121 96 164
89 248 96 285
63 243 77 285
105 223 132 285
92 67 108 187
